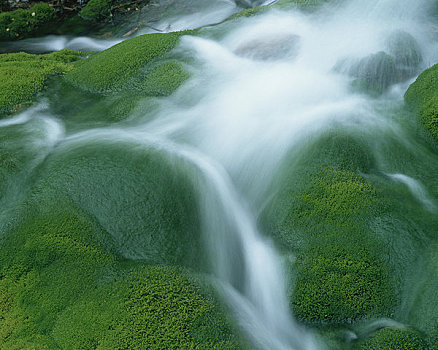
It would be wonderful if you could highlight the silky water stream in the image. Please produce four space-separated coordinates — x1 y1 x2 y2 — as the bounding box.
2 0 438 348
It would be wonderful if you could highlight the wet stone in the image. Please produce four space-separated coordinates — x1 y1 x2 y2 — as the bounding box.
234 34 300 61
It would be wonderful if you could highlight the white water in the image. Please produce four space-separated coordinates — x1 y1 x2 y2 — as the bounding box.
136 0 437 348
387 173 438 212
3 0 438 348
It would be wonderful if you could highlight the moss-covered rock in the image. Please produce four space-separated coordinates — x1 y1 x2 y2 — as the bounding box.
80 0 151 21
0 49 82 116
134 61 190 96
79 0 111 20
357 327 429 350
31 140 203 265
0 2 55 41
261 133 395 325
0 144 242 348
273 0 334 10
52 264 241 349
65 32 189 94
405 63 438 144
288 169 394 324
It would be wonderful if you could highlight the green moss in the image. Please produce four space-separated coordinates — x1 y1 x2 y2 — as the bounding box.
80 0 111 20
0 50 82 116
0 3 55 41
52 265 240 349
358 327 429 350
288 169 394 324
261 133 395 325
229 6 269 19
65 32 185 94
135 61 190 96
0 153 241 348
405 63 438 144
273 0 334 10
30 140 203 266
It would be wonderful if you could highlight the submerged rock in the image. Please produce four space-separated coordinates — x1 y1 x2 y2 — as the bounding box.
385 30 423 81
334 31 422 95
234 34 300 61
335 51 397 94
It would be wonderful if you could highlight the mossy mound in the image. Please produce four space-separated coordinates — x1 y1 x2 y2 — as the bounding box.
80 0 151 21
289 168 394 324
261 133 395 325
32 139 202 265
80 0 112 20
0 49 82 116
0 3 55 41
45 77 154 126
52 265 240 349
0 143 242 348
65 32 189 94
405 63 438 145
133 60 190 96
357 327 429 350
0 207 240 348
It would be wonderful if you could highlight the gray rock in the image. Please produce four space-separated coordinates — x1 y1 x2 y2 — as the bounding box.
234 34 300 61
385 30 423 80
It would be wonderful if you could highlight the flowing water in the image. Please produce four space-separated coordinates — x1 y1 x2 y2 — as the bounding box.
2 0 438 348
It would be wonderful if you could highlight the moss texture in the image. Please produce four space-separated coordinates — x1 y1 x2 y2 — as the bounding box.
0 50 82 116
65 32 187 94
289 168 394 324
134 61 190 96
0 2 55 41
357 327 429 350
405 63 438 144
80 0 112 20
0 142 242 348
273 0 334 10
261 133 395 325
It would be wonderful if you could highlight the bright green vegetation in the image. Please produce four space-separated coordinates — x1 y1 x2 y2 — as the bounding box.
134 61 190 96
287 168 394 324
65 32 189 94
261 133 395 325
0 50 82 116
273 0 334 10
405 63 438 144
80 0 151 21
80 0 112 20
356 327 429 350
0 140 242 348
0 2 55 41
